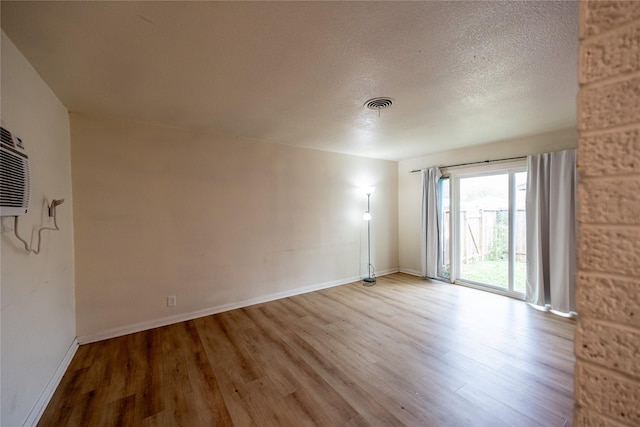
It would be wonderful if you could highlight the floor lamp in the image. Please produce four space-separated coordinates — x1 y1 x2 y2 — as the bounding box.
363 187 376 285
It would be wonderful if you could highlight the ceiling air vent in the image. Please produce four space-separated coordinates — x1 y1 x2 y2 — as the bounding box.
364 97 393 111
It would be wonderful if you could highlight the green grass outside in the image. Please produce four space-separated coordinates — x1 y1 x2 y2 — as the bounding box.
460 260 527 293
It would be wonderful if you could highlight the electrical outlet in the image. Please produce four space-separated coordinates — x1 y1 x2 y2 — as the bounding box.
167 296 176 307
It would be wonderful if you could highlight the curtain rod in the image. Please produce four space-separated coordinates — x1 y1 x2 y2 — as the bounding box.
409 155 527 173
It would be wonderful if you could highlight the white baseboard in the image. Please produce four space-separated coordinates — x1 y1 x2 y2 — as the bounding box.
399 268 422 277
372 267 400 277
24 338 79 427
78 270 399 345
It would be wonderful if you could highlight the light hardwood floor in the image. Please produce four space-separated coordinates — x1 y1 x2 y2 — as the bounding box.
39 273 575 426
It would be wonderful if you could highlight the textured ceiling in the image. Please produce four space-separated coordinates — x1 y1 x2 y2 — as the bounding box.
1 1 578 161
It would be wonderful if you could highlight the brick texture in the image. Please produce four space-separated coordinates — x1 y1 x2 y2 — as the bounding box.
582 1 640 37
576 273 640 328
575 363 640 425
578 177 640 224
578 128 640 177
575 406 627 427
579 226 640 276
575 406 625 427
577 2 640 426
575 319 640 377
580 22 640 84
579 76 640 131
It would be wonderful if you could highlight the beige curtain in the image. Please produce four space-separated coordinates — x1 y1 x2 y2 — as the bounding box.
526 150 576 313
421 167 442 278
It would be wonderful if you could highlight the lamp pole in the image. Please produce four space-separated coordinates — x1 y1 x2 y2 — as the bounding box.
364 189 376 285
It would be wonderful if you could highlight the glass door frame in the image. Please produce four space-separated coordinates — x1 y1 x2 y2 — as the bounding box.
440 160 526 300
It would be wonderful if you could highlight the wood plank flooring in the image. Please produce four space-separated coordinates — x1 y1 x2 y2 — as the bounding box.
38 273 576 426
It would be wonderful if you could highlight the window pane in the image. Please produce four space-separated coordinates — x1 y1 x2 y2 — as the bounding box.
438 178 450 279
459 174 509 289
514 172 527 293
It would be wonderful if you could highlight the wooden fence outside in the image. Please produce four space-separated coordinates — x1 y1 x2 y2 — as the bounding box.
440 209 526 270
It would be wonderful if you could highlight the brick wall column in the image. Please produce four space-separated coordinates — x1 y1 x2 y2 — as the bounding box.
576 2 640 426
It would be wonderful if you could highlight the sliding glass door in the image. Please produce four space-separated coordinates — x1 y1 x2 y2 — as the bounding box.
459 173 510 289
513 171 527 294
438 165 526 298
438 177 450 279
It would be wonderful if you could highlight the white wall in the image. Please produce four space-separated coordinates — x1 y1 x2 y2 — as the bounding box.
71 114 398 342
397 127 577 275
1 32 76 426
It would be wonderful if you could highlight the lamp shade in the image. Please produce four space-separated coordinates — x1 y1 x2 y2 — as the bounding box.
363 211 372 221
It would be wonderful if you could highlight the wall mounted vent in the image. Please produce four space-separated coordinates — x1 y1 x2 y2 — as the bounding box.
0 126 31 216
